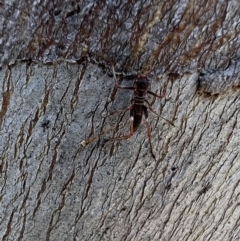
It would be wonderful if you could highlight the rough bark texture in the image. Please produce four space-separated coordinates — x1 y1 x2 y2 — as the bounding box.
0 1 240 241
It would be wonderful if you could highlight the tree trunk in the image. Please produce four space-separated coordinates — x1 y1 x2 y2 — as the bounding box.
1 1 240 240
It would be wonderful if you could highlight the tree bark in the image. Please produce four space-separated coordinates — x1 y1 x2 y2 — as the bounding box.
0 1 240 241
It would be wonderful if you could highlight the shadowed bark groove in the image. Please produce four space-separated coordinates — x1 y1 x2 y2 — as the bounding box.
0 1 240 241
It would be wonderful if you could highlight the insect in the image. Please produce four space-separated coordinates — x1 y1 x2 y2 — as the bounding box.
104 66 174 158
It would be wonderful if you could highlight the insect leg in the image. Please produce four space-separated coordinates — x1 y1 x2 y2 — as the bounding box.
112 65 135 90
142 106 151 138
142 106 155 158
144 99 175 126
115 84 135 91
110 99 134 115
110 105 132 115
147 89 166 99
108 109 135 140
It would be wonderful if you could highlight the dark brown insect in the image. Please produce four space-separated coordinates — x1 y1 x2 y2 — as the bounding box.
105 66 174 157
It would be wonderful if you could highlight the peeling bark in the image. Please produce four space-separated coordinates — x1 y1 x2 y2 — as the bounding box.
0 1 240 241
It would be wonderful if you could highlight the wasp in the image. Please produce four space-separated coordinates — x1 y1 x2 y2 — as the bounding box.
105 66 174 157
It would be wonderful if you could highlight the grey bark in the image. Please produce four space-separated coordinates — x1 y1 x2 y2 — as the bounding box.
0 1 240 241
